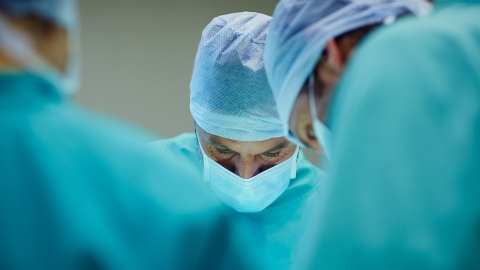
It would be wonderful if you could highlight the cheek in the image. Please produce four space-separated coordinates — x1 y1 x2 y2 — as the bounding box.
319 86 334 122
274 152 291 164
256 155 289 173
280 147 298 162
289 99 305 133
215 159 237 173
205 149 237 171
291 108 313 143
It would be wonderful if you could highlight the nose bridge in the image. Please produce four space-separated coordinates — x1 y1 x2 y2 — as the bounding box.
236 155 260 179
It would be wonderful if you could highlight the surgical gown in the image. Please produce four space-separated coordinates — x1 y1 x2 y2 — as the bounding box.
149 133 325 270
0 73 262 270
295 0 480 268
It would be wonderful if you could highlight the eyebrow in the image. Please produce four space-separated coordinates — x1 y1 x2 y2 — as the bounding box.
262 142 290 154
205 138 231 150
206 138 290 154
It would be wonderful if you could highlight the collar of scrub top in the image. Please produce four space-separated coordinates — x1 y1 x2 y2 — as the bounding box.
283 14 399 150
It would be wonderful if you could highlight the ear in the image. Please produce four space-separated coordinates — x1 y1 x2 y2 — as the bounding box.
324 39 345 72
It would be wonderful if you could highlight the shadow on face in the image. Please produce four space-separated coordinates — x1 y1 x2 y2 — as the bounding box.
196 125 298 179
290 89 315 151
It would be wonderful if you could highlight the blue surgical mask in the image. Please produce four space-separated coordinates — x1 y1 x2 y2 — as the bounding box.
0 13 80 95
198 138 299 212
309 74 333 160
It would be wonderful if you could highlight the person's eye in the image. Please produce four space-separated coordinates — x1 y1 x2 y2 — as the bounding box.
264 151 280 158
216 147 233 154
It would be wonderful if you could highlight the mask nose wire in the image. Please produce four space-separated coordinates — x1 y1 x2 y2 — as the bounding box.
290 146 300 179
196 135 211 182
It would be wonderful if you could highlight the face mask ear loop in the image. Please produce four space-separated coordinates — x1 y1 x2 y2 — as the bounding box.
196 135 211 182
290 146 300 179
203 154 210 182
308 73 320 125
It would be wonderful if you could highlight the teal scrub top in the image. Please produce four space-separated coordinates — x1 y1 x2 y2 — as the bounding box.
0 74 262 270
295 0 480 269
149 133 326 270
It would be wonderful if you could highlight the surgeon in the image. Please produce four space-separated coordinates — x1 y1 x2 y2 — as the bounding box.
149 12 324 269
0 1 261 269
286 0 480 268
264 0 430 160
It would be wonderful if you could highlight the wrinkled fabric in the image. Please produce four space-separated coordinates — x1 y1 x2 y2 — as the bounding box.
149 133 326 269
294 0 480 268
264 0 430 134
0 74 262 270
190 12 284 141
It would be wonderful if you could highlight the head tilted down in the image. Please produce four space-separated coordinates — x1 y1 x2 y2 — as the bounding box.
190 12 299 212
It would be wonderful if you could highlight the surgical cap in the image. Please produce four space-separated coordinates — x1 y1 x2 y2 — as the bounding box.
190 12 284 142
0 0 78 30
264 0 431 132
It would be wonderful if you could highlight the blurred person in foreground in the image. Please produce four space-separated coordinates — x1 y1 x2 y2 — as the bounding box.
0 1 261 269
149 12 325 269
266 0 480 268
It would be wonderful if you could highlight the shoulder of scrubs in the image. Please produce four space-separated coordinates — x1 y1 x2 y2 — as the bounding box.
0 74 261 270
298 5 480 270
148 132 202 171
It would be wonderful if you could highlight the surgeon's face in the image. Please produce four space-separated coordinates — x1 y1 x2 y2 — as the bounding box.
196 125 298 179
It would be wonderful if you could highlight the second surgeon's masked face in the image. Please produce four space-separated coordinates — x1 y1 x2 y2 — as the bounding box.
196 125 299 212
287 64 337 160
286 38 350 159
285 20 406 160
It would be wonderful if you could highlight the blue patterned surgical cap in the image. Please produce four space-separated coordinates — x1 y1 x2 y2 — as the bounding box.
190 12 284 142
